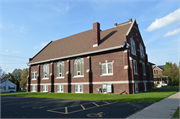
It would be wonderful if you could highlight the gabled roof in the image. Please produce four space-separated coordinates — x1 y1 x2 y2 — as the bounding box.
28 19 135 65
153 65 165 71
157 65 165 70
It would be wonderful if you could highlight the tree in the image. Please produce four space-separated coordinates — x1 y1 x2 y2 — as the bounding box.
16 80 20 91
163 62 179 86
0 66 5 80
12 69 22 81
2 73 16 84
20 68 28 88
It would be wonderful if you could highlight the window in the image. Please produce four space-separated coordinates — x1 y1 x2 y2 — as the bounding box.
32 85 36 92
154 70 158 74
107 84 112 93
42 64 49 78
9 86 15 90
56 61 64 78
74 58 84 77
133 60 138 74
32 72 37 80
144 83 147 91
75 85 83 93
101 62 113 75
131 38 136 55
57 85 64 92
142 63 146 75
140 44 144 58
43 85 48 92
135 83 138 93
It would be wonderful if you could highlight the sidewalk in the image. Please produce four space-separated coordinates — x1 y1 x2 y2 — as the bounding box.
126 92 180 119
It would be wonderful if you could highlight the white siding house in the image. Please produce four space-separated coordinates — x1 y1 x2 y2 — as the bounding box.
0 80 17 93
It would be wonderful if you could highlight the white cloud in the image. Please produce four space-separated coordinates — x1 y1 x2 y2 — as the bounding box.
147 8 180 32
2 50 9 54
35 42 49 49
52 3 69 13
164 28 180 37
12 51 20 54
6 23 28 33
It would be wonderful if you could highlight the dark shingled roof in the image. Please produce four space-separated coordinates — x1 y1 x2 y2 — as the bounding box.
157 65 165 70
28 20 133 64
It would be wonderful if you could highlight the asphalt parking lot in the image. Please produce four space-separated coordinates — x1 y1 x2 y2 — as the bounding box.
1 95 153 118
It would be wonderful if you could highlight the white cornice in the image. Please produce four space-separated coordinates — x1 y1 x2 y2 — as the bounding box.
28 45 124 65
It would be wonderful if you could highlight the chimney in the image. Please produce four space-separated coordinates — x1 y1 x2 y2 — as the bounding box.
129 18 132 22
114 23 117 27
93 22 100 47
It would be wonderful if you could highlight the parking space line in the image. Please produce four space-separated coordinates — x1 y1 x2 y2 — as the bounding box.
47 101 117 114
103 101 110 104
65 107 68 114
92 102 99 107
80 104 85 110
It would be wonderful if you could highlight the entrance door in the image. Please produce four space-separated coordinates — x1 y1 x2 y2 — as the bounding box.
102 84 106 94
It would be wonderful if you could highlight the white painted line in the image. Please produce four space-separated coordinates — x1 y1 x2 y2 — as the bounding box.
80 104 85 110
65 107 68 114
92 102 99 107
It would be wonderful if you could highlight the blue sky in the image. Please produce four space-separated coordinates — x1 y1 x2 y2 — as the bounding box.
0 0 179 73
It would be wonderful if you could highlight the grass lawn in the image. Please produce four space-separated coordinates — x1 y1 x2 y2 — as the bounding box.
172 106 179 118
1 86 179 103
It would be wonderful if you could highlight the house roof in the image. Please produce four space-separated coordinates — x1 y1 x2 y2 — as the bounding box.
28 19 134 65
157 65 165 70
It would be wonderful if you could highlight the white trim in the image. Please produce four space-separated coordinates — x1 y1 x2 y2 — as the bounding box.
124 65 128 69
42 78 49 80
40 83 51 85
100 74 113 76
31 84 38 86
28 45 124 65
126 19 135 36
93 44 98 47
73 75 84 78
28 80 154 86
56 77 64 79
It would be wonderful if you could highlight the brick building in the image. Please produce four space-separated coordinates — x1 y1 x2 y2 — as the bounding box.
153 65 168 86
27 19 154 94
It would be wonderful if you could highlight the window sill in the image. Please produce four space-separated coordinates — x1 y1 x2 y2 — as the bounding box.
56 77 64 79
31 91 36 92
57 91 64 93
73 76 84 78
42 78 49 80
75 92 83 93
101 74 113 76
43 91 48 92
32 79 36 80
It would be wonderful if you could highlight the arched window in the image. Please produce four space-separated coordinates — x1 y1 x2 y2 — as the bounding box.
56 61 64 78
74 58 84 76
131 38 136 55
140 43 144 58
42 64 49 78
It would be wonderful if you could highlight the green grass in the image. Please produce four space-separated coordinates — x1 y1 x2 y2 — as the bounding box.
172 106 179 118
1 87 179 103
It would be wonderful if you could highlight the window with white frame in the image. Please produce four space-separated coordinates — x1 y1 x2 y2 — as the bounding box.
56 61 64 78
74 58 84 76
154 70 158 74
133 60 138 74
42 64 49 78
131 38 136 55
57 85 64 92
101 62 113 75
43 85 48 92
140 44 144 58
32 72 37 80
142 62 146 75
75 85 83 93
135 83 138 93
144 83 147 91
32 85 36 92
